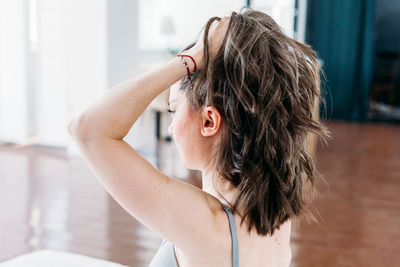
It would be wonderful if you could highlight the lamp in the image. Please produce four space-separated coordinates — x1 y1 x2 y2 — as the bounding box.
160 16 176 56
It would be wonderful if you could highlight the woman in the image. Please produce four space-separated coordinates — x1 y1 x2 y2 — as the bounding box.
68 7 329 267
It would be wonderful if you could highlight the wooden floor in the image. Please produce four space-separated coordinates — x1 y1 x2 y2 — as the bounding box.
0 121 399 266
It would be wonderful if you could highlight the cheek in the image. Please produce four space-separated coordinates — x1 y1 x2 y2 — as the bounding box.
172 112 201 169
173 112 190 140
172 108 199 148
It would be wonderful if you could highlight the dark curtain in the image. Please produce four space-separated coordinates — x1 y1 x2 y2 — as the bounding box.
306 0 376 121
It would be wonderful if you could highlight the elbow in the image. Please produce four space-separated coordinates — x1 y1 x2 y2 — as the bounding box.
67 114 89 140
67 113 104 142
67 119 82 140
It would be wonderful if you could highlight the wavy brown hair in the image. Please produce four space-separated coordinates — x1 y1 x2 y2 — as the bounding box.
178 7 330 236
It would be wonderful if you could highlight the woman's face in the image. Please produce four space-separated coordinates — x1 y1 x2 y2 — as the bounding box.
167 82 204 170
167 81 223 171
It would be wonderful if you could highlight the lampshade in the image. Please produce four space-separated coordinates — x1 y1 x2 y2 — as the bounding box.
160 16 175 35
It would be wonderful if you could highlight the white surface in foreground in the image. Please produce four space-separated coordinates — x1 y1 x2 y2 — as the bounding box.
0 249 128 267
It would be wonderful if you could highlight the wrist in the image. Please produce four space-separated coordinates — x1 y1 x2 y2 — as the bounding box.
171 56 188 78
177 55 196 73
189 49 204 71
174 54 195 89
179 48 204 72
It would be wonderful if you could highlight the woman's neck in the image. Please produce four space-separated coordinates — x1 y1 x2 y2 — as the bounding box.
201 169 237 208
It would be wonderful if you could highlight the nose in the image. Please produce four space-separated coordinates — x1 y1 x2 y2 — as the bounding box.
168 125 173 136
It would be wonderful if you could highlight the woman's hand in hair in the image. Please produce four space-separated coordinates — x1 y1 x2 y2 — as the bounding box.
184 16 230 70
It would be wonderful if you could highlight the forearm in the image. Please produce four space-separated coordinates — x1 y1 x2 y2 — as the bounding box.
69 56 189 140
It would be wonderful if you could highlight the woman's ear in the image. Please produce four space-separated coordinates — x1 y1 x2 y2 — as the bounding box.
200 105 222 137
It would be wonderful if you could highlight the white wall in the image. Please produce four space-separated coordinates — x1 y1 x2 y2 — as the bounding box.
251 0 296 38
296 0 308 43
35 0 107 151
0 0 107 151
63 0 108 155
0 0 28 144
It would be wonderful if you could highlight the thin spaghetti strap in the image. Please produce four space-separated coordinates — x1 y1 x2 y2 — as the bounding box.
222 203 239 267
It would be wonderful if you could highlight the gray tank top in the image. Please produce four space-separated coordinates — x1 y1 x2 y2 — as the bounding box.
148 203 239 267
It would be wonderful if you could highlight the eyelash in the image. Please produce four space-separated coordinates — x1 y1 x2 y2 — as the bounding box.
166 109 175 114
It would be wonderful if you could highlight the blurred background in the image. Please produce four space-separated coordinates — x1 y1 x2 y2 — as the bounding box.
0 0 399 266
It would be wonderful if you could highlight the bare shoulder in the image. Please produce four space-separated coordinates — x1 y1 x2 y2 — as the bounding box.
173 195 230 266
175 195 293 267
